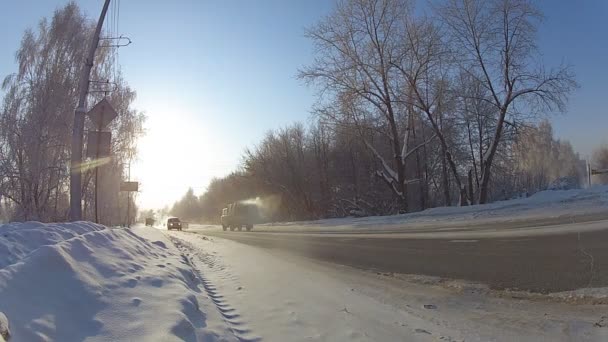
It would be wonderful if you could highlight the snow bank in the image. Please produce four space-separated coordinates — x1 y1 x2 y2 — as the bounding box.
0 221 105 269
549 287 608 303
0 222 235 341
262 185 608 231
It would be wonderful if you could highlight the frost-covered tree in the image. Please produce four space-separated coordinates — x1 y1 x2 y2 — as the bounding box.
511 120 584 193
170 188 201 222
0 3 145 223
592 145 608 185
299 0 434 212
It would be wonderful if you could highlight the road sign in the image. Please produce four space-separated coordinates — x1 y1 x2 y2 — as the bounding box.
120 181 139 192
87 98 118 129
86 131 111 158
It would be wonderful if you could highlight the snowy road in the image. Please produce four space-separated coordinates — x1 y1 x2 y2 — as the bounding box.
190 218 608 293
165 230 608 341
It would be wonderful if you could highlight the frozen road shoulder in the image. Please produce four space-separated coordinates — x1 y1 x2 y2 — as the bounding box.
168 230 608 342
192 220 608 293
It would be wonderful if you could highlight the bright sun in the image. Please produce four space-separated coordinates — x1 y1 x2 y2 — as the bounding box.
130 102 227 210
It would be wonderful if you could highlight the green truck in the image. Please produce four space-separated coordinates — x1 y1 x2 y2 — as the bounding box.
221 202 259 231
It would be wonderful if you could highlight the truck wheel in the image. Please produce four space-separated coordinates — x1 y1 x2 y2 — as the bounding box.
222 225 227 231
238 226 242 231
246 224 253 231
229 225 235 231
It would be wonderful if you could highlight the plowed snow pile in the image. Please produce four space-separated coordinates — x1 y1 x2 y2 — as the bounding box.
0 222 234 341
261 185 608 232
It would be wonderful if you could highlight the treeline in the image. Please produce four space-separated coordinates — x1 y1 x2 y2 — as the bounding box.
170 0 585 223
171 119 585 223
0 3 145 224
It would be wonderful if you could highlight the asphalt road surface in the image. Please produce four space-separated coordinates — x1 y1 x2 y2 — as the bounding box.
193 219 608 293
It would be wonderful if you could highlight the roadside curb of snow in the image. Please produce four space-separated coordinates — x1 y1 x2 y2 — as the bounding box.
0 222 235 341
374 271 608 305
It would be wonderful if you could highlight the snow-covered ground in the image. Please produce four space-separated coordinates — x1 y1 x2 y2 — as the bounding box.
168 231 608 341
2 220 608 341
0 222 237 341
253 185 608 234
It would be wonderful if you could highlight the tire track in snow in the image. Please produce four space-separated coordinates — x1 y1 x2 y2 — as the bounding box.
168 234 261 342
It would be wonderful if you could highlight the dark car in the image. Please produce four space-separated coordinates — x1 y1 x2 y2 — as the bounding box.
166 217 182 231
145 218 155 226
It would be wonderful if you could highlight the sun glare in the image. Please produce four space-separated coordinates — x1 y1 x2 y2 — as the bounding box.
131 102 221 210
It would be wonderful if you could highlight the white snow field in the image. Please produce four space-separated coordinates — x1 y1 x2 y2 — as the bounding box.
0 222 237 341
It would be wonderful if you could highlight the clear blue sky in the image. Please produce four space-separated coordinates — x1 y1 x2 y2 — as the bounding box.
1 0 606 209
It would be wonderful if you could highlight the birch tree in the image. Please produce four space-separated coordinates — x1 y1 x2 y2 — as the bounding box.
0 3 145 222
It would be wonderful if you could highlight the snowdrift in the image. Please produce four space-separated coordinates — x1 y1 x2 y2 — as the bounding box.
0 222 234 341
262 185 608 231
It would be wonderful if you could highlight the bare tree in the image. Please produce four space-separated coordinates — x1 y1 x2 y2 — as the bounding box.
173 0 581 222
437 0 577 203
300 0 434 212
388 14 472 205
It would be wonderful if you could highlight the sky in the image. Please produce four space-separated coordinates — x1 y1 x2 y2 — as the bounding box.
1 0 607 210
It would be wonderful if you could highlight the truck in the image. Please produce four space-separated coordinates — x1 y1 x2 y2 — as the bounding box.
221 202 258 231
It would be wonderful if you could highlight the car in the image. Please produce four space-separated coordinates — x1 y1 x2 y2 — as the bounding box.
145 218 155 226
221 202 258 231
166 217 182 231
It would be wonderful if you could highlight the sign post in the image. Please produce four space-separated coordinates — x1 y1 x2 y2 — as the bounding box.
87 98 118 128
86 98 118 223
587 161 592 188
587 161 608 187
120 181 139 227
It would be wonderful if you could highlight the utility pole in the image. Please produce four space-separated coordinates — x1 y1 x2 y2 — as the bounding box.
127 160 131 227
587 160 592 188
94 113 104 224
70 0 111 221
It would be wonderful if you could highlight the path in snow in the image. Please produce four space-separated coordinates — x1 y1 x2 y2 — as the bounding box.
168 234 261 341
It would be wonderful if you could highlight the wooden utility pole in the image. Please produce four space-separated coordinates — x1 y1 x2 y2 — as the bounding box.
70 0 111 221
127 161 131 227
